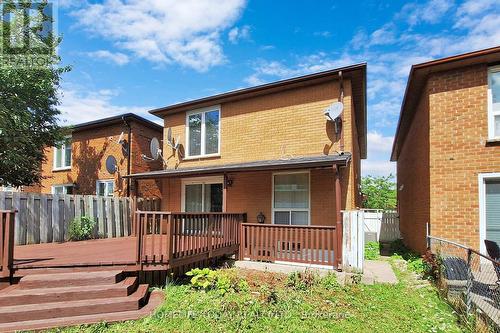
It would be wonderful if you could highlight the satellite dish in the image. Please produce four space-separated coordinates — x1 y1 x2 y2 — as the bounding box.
173 135 180 150
106 155 118 174
117 132 124 144
323 101 344 121
150 137 160 160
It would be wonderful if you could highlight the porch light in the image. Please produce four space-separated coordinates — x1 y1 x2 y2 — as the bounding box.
257 212 265 224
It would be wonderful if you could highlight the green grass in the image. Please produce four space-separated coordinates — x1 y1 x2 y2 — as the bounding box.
53 261 468 333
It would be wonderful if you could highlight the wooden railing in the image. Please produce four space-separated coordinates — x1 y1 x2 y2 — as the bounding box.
135 211 245 268
240 223 338 268
0 210 15 278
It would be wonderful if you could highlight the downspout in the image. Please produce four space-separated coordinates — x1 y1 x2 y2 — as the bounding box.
122 116 132 197
338 71 345 152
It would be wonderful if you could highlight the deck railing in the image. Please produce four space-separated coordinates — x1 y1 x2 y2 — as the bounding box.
240 223 338 268
0 210 15 278
135 211 245 268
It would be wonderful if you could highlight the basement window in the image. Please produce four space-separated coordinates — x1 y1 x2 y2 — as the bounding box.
488 66 500 139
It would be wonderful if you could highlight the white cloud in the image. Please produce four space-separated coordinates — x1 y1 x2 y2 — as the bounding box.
228 25 251 44
399 0 454 26
313 31 332 38
362 131 396 176
86 50 130 65
71 0 247 72
362 160 396 177
58 87 157 126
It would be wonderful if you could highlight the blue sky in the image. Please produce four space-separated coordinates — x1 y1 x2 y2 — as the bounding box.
55 0 500 176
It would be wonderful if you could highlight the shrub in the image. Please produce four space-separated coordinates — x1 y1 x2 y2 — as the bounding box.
364 241 381 260
286 270 318 290
320 272 341 291
186 268 249 295
68 216 96 241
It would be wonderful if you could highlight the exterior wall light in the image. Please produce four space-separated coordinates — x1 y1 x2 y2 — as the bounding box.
257 212 265 224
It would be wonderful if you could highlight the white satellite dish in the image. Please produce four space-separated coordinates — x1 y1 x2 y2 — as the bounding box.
166 128 172 146
150 137 160 160
117 132 124 145
323 101 344 121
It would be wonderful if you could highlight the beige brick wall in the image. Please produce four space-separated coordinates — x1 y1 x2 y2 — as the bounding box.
398 64 500 252
159 79 362 211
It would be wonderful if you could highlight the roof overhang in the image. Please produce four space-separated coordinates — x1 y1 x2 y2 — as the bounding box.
70 113 163 133
125 154 351 180
149 64 367 159
391 46 500 161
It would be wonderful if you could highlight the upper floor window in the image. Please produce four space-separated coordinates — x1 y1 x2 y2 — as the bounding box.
96 180 114 197
186 107 220 158
488 66 500 139
53 137 72 170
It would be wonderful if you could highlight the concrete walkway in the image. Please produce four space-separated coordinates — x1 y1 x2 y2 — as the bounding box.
234 260 398 285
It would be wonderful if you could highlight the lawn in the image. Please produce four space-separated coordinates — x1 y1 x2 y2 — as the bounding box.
54 258 468 333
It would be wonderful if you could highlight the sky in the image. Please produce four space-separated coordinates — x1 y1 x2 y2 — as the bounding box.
54 0 500 177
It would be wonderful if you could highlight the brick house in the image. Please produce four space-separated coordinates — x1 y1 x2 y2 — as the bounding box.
391 47 500 254
25 113 163 198
127 64 367 268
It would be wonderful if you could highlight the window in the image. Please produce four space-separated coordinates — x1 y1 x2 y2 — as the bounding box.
53 137 72 170
186 107 220 157
479 173 500 254
488 67 500 139
273 172 310 225
182 177 223 212
96 180 114 197
52 184 73 195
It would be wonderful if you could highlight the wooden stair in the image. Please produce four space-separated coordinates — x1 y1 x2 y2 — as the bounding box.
0 270 164 332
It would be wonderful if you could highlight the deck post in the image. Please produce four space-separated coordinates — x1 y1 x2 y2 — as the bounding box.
333 164 343 271
238 220 244 260
166 214 174 263
1 211 16 279
223 174 228 212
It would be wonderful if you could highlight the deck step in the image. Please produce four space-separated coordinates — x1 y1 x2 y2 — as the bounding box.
0 290 164 333
18 270 124 289
0 277 138 306
0 284 149 324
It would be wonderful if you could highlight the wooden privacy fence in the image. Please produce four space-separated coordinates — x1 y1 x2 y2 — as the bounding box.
363 209 400 242
0 191 160 245
135 211 244 268
0 210 15 278
240 223 338 268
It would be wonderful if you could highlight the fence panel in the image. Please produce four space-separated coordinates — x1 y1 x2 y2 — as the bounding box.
428 236 499 332
362 209 400 242
342 211 364 272
0 191 150 245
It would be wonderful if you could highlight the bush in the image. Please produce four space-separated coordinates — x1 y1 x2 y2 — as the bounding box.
286 270 318 290
186 268 249 295
68 216 97 241
364 241 381 260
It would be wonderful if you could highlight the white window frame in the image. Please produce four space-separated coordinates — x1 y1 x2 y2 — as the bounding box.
487 66 500 140
96 179 114 197
53 136 72 171
271 170 311 226
478 172 500 254
51 184 73 195
185 105 221 159
181 176 224 212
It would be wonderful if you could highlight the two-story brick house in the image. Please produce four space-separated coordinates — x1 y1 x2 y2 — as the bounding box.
391 47 500 254
25 113 163 198
127 64 367 267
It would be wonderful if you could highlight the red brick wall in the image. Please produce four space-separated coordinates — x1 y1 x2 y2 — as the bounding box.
398 64 500 252
397 84 430 253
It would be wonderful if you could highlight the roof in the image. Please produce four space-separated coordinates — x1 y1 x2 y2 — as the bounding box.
125 154 351 179
391 46 500 161
71 113 163 133
150 63 367 159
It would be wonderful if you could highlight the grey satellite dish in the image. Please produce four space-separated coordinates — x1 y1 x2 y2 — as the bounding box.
106 155 118 174
173 135 180 150
150 137 160 160
323 101 344 121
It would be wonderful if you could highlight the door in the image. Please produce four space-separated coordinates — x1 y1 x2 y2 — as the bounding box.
485 180 500 245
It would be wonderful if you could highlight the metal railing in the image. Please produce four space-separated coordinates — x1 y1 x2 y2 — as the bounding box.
428 236 499 332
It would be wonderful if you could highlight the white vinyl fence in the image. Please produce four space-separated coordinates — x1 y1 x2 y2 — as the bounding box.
363 210 400 242
0 191 160 245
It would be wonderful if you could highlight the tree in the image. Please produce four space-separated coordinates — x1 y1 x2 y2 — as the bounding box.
361 174 397 210
0 0 70 187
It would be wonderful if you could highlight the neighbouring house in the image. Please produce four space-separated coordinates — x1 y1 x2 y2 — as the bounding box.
391 46 500 254
127 64 367 269
23 113 163 198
